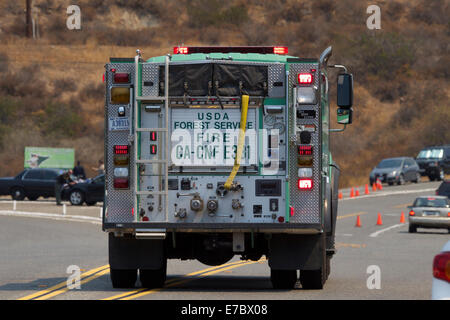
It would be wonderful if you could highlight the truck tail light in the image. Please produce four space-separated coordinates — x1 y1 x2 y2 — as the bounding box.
150 131 157 141
150 144 157 155
290 206 294 217
114 145 129 154
114 177 129 189
409 210 415 216
298 178 313 190
433 252 450 283
110 87 130 104
113 72 130 83
298 73 313 84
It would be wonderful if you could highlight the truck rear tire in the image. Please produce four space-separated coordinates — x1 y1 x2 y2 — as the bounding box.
110 268 137 288
300 267 325 289
139 259 167 289
270 269 297 289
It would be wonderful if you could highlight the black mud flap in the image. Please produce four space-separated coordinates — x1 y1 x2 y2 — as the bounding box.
108 233 165 270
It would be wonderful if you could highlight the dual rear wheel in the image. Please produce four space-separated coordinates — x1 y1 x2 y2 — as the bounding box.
110 261 167 289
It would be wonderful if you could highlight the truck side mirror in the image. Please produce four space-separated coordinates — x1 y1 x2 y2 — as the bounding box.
337 73 353 108
337 108 352 125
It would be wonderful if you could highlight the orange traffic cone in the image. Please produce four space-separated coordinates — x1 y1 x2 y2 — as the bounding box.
400 211 405 224
338 192 343 199
355 215 362 227
365 184 370 195
372 183 377 192
376 213 383 225
355 189 360 197
377 180 383 190
350 188 355 198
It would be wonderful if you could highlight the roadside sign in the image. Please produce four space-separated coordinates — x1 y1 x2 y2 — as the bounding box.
24 147 74 169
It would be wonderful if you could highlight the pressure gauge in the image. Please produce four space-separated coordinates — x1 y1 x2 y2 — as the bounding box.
264 114 276 126
272 122 285 134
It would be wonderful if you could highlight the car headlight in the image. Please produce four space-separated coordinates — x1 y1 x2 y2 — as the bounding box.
388 171 397 177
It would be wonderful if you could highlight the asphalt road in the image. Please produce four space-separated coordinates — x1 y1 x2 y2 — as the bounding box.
0 180 447 300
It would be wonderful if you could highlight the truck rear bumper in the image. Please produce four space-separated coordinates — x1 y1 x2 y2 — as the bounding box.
103 222 322 234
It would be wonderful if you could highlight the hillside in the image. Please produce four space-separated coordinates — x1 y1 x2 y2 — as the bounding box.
0 0 449 186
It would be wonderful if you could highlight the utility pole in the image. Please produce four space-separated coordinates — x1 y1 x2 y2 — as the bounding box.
26 0 33 38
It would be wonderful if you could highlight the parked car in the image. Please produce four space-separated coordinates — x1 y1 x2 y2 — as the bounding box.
0 168 62 200
369 157 421 186
61 174 105 205
436 180 450 199
431 240 450 300
408 196 450 233
416 145 450 181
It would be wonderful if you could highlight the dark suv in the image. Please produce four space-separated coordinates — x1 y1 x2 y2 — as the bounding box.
0 168 62 200
436 181 450 199
416 146 450 181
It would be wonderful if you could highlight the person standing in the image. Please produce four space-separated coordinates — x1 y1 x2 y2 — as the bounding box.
92 160 105 175
55 169 76 205
73 161 86 180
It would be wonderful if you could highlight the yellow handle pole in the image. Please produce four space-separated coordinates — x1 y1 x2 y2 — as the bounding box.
224 95 249 190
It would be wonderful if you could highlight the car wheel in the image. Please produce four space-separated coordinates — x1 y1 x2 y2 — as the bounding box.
69 190 84 206
11 187 25 201
413 173 420 183
429 175 436 181
408 225 417 233
397 174 405 185
27 195 39 201
388 181 394 186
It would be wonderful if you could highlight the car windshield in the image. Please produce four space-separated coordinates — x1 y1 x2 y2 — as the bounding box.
417 149 444 159
414 198 448 207
377 159 402 169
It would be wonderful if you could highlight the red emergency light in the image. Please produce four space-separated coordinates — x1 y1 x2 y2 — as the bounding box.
298 73 313 84
298 178 313 190
298 145 313 156
113 72 130 84
173 46 289 55
114 145 129 155
114 177 129 189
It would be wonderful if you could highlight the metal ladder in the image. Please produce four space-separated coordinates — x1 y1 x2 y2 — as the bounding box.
133 53 170 222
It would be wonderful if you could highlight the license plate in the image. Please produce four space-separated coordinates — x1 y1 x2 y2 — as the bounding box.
424 211 439 216
109 117 130 131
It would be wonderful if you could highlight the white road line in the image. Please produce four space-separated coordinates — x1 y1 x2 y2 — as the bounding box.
369 224 406 238
0 210 101 224
341 188 436 201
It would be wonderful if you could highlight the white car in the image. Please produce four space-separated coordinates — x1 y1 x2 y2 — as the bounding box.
432 240 450 299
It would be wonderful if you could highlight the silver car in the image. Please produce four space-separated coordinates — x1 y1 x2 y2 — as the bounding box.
369 157 421 186
408 196 450 233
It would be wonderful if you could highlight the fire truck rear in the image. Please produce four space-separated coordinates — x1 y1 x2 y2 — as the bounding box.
103 46 353 289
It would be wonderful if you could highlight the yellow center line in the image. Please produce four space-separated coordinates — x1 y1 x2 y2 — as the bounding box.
337 211 368 220
335 242 367 248
392 203 411 209
35 269 110 300
120 258 266 300
17 264 110 300
103 259 255 301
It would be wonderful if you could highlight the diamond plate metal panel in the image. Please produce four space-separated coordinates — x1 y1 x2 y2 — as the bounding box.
141 63 159 97
288 63 321 224
105 62 136 223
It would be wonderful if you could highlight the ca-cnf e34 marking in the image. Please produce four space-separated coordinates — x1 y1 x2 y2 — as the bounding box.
103 46 353 290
